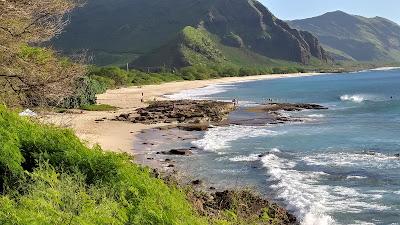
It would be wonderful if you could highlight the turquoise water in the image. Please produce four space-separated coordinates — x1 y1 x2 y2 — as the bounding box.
165 69 400 225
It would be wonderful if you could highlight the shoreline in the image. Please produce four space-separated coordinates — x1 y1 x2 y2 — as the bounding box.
44 72 325 154
43 65 400 154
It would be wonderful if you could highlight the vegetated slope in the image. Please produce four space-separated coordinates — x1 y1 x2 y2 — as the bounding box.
52 0 328 67
0 106 205 224
288 11 400 61
0 106 299 224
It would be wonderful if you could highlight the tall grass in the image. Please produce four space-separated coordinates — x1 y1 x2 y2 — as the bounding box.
0 106 206 224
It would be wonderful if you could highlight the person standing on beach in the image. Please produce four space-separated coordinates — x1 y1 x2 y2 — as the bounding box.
141 92 144 103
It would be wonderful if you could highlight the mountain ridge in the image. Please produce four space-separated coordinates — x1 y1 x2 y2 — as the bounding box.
52 0 329 67
288 11 400 62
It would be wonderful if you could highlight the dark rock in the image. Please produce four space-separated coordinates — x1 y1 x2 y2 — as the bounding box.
248 103 328 113
127 100 235 125
167 164 175 168
363 150 376 156
209 187 216 190
178 123 210 131
394 153 400 157
151 168 160 178
165 158 172 162
147 157 154 160
211 190 298 224
191 179 203 185
164 149 193 156
116 113 131 121
258 153 269 157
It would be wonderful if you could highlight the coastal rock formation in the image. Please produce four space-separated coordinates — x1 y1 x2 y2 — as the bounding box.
248 103 328 112
163 149 193 156
227 103 328 126
187 189 299 225
115 100 235 125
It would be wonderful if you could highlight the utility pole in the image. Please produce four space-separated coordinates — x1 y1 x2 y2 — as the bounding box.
126 63 129 72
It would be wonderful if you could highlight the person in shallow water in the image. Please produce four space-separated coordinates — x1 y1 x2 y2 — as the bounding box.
232 99 239 107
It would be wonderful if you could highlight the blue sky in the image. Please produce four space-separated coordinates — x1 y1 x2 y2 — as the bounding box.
260 0 400 24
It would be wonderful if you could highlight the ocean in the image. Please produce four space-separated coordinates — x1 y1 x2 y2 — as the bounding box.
149 69 400 225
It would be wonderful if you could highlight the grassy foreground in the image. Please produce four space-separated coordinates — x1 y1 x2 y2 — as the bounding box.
0 106 206 224
0 106 293 225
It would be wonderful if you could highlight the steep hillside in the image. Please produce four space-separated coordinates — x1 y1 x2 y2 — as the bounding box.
52 0 328 67
288 11 400 61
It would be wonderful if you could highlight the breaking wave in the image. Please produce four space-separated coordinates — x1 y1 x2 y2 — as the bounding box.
340 94 367 103
192 125 285 152
261 151 391 225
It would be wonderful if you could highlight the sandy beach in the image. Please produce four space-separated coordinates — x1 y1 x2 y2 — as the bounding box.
44 72 322 154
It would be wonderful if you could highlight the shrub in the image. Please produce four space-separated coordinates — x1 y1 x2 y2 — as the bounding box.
59 76 98 109
0 106 207 224
88 67 131 86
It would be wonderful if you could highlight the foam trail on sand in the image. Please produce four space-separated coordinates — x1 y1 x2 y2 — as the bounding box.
165 84 235 100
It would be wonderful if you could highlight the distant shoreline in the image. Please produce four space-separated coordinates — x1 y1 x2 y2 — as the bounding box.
43 67 399 154
43 72 322 153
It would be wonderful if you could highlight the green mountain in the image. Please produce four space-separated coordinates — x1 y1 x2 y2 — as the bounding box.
288 11 400 61
51 0 328 68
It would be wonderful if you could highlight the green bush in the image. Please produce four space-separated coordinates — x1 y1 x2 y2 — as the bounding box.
59 77 98 109
88 67 132 86
0 106 206 224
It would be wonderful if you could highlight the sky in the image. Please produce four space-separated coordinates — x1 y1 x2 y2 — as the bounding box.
260 0 400 24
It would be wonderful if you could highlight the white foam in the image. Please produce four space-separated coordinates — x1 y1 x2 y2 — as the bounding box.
164 84 235 100
261 152 391 225
346 175 367 180
192 125 284 152
261 153 335 225
369 67 400 71
229 153 260 162
349 221 376 225
270 148 281 153
307 114 325 118
303 152 400 169
340 94 366 103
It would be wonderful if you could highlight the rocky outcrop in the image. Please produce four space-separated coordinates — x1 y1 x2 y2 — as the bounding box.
162 149 193 156
227 103 328 126
115 100 235 125
187 189 299 225
248 103 328 112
